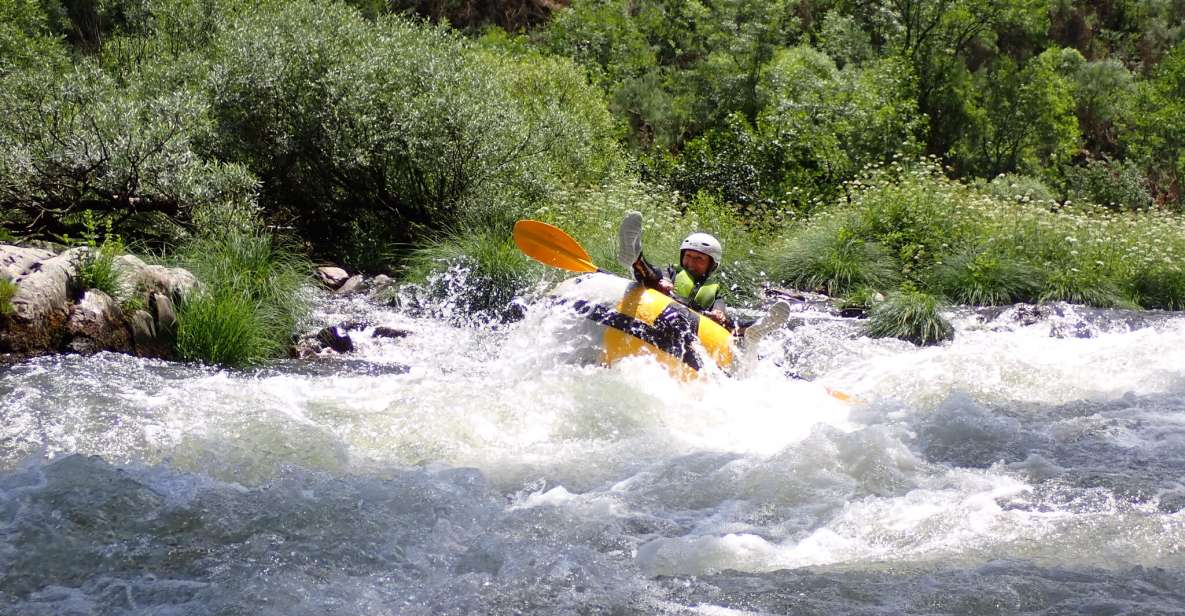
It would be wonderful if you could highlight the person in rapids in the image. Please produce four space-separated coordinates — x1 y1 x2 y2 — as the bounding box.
616 211 790 342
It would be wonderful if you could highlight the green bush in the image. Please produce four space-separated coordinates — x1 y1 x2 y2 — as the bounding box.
208 2 621 269
931 246 1040 306
774 216 900 297
755 50 925 211
175 229 309 366
0 0 68 74
73 211 124 298
865 289 953 346
1063 157 1154 210
0 60 257 245
0 278 16 316
978 173 1059 204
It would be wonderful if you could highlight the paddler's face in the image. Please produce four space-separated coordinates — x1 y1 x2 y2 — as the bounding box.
681 250 713 278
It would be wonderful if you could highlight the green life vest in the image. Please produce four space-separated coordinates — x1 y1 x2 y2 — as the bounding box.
674 269 720 311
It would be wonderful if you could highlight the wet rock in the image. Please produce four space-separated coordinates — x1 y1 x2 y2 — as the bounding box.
365 274 396 296
335 274 365 295
66 290 131 354
372 326 411 339
130 310 156 347
316 326 354 353
315 266 350 289
149 292 177 345
129 308 174 359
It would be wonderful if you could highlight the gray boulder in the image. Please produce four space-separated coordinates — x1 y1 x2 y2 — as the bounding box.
316 266 350 289
114 255 197 301
0 247 82 353
335 274 365 295
66 290 131 354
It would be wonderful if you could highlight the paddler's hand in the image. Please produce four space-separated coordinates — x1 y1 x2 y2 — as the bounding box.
705 309 726 325
657 279 674 294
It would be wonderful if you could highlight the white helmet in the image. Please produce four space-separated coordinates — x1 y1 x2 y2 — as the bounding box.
680 232 722 266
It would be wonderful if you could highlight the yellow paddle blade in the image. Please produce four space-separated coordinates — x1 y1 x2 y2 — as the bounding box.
513 220 599 273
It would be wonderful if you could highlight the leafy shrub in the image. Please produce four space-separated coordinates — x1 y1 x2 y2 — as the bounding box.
756 50 925 210
865 289 953 346
208 2 620 269
978 173 1059 204
71 211 124 298
931 246 1040 305
175 229 309 366
1063 157 1154 210
0 61 257 245
955 50 1081 177
0 0 68 74
0 278 16 316
774 216 900 296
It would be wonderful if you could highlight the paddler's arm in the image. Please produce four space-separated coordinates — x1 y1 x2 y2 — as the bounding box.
630 253 673 294
706 298 728 327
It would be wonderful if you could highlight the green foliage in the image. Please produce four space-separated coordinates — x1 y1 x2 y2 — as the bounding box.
175 229 310 366
957 50 1081 177
756 50 925 211
0 277 16 316
0 59 257 245
540 0 798 150
932 246 1039 305
208 2 619 269
0 0 68 74
774 216 900 297
1127 40 1185 207
865 289 953 346
978 173 1059 204
816 11 874 68
1063 157 1154 210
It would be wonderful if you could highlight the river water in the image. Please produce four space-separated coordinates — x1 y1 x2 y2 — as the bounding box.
2 273 1185 615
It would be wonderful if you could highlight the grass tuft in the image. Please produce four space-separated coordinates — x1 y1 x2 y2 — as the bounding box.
0 278 16 316
775 217 899 296
931 247 1040 305
1131 266 1185 310
865 289 953 345
175 229 309 366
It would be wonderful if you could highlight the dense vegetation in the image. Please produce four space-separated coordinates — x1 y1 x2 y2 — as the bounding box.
1 0 1184 354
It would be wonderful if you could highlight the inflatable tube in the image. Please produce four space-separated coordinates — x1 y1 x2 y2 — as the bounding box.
550 272 734 378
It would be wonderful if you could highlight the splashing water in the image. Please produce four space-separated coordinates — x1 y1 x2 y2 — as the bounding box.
2 271 1185 614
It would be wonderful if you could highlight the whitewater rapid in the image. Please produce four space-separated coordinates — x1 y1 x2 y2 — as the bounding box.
2 276 1184 614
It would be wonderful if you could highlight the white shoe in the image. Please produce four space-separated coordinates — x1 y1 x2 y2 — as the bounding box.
617 211 643 270
744 300 792 344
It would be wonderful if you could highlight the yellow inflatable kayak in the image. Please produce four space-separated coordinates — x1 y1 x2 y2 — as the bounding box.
551 272 734 378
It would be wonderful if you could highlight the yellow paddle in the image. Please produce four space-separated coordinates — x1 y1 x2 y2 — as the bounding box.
513 220 601 273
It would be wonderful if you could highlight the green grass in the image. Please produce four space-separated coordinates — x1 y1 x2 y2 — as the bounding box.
774 159 1185 311
76 244 123 298
931 246 1040 305
1131 266 1185 310
175 229 310 366
865 289 953 346
774 216 900 296
0 278 16 316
